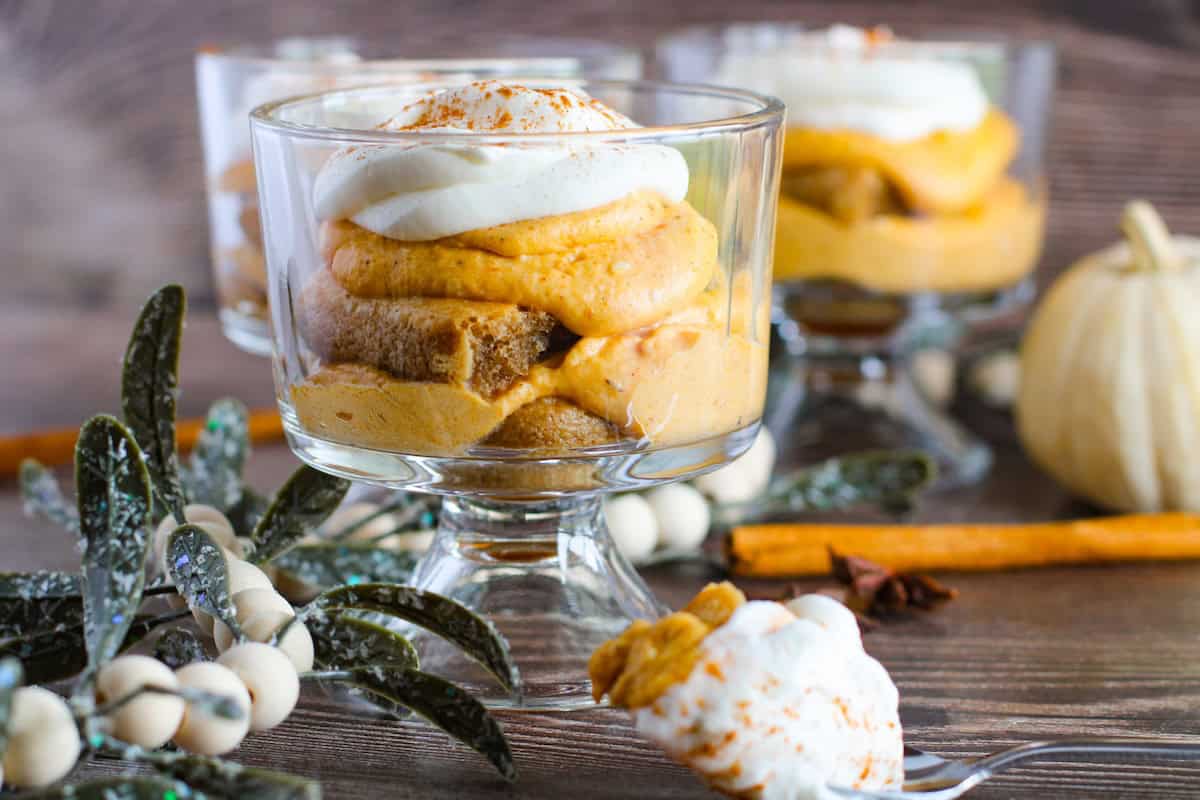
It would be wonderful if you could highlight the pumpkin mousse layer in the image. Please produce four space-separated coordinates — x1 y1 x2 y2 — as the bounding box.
717 25 1044 293
291 81 766 457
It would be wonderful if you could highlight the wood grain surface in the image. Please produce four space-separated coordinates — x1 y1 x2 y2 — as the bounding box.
3 314 1200 798
0 0 1198 309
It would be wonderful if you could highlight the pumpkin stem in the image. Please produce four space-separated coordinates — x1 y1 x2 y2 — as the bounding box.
1122 200 1179 272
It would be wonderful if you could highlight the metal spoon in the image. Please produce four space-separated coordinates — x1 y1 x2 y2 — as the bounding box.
829 739 1200 799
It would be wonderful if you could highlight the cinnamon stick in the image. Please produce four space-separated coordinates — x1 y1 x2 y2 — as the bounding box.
0 409 284 478
729 514 1200 576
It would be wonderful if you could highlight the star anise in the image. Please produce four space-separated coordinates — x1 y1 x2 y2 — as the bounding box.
829 548 958 619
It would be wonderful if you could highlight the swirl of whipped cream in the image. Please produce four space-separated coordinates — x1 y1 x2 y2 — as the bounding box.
715 25 990 142
313 81 690 241
635 596 903 798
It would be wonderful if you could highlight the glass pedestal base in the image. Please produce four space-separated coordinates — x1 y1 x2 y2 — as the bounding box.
218 307 273 356
405 496 665 710
767 352 992 491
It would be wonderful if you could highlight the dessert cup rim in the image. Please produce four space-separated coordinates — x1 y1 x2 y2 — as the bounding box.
195 33 641 73
656 22 1056 59
249 78 786 144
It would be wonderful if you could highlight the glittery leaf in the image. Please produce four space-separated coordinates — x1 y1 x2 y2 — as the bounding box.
309 610 419 671
225 487 270 538
0 657 23 761
148 754 321 800
76 414 152 670
0 571 84 638
167 524 241 640
273 544 418 590
310 583 519 696
184 398 249 513
121 284 186 521
335 666 515 781
18 776 196 799
153 627 209 669
249 466 351 565
19 458 80 536
0 613 158 684
713 450 936 526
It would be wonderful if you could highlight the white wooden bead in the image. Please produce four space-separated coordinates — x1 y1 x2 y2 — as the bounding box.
912 348 957 408
217 643 300 732
213 588 295 652
320 502 399 542
96 655 184 749
645 484 711 551
971 350 1021 407
602 494 658 562
693 427 777 504
153 506 240 575
2 686 81 788
387 529 436 554
181 504 235 533
226 559 273 595
243 611 315 673
172 662 251 755
785 594 862 651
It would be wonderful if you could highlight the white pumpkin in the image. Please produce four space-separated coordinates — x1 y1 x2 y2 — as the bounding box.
1017 201 1200 512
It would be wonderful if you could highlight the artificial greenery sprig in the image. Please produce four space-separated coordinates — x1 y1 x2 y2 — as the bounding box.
1 285 518 797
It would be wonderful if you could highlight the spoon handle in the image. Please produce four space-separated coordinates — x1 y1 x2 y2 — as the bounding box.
975 737 1200 777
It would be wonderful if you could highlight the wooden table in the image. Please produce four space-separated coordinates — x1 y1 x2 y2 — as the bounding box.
6 313 1200 798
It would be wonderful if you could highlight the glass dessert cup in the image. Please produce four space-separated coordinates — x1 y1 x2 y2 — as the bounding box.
196 36 642 356
657 26 1056 488
251 79 784 709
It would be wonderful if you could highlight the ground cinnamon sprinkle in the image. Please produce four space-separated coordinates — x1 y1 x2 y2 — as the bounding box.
377 80 633 133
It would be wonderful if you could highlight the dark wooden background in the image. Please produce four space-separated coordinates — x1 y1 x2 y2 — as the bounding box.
0 0 1198 310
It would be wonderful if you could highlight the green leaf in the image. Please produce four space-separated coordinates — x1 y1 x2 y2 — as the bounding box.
0 571 84 638
76 414 153 671
335 666 514 781
153 627 208 669
0 657 23 760
225 486 270 538
713 450 937 526
310 584 519 696
273 544 418 590
309 611 418 671
0 571 81 597
121 283 186 521
19 459 80 535
148 754 321 800
0 613 159 684
249 466 350 565
20 776 197 799
166 524 240 639
185 398 250 512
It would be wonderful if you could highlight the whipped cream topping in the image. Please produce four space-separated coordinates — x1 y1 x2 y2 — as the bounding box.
635 596 903 799
714 25 990 141
313 81 689 241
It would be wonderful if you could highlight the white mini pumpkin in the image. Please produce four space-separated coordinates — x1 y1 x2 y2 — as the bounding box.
1017 201 1200 512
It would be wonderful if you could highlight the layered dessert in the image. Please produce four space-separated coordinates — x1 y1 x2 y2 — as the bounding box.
591 583 903 798
291 81 767 456
716 25 1044 294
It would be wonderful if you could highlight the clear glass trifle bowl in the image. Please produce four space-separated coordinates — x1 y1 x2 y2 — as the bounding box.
196 36 641 355
250 79 784 708
657 25 1056 488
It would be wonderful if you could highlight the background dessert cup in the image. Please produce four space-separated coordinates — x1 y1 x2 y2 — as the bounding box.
251 79 784 708
657 25 1055 488
196 36 641 356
